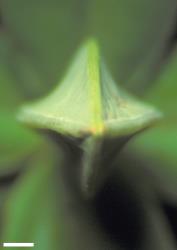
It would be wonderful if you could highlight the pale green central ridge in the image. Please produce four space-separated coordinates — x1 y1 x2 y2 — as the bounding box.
87 40 104 135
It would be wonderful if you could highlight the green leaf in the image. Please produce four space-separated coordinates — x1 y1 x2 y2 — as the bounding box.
1 152 63 250
0 34 24 110
1 0 177 97
0 64 23 110
0 112 41 175
147 49 177 118
111 153 177 249
1 0 88 97
128 48 177 198
0 33 41 174
2 149 123 250
88 0 177 92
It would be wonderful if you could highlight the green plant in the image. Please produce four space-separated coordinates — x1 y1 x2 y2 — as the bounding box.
18 39 162 197
0 38 163 249
1 1 177 250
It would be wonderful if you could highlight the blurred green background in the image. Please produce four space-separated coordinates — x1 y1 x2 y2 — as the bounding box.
0 1 177 250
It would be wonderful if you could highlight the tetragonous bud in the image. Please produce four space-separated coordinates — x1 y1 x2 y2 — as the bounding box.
18 39 162 198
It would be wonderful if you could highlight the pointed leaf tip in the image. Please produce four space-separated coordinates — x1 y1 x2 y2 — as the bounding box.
85 38 99 51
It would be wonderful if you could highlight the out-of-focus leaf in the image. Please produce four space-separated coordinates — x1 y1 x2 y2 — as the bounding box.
0 33 24 109
88 0 177 93
112 153 177 249
131 125 177 174
1 151 63 250
127 48 177 199
1 0 177 98
133 48 177 163
146 49 177 118
0 31 42 174
142 199 177 250
0 112 41 175
2 149 123 250
0 64 22 110
1 0 88 98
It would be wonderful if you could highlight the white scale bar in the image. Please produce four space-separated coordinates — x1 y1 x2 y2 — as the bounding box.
3 243 34 247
